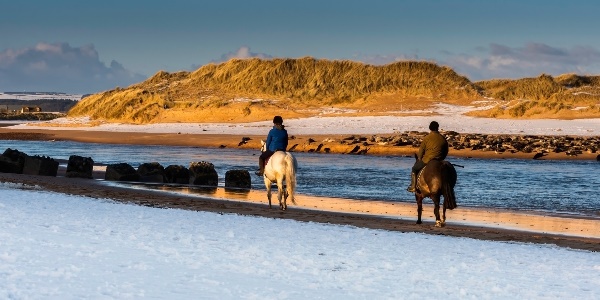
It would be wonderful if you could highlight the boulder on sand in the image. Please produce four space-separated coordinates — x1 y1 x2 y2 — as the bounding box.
105 163 140 181
164 165 190 184
66 155 94 179
189 161 218 186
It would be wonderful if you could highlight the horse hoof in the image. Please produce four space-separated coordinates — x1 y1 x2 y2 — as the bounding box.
416 220 422 225
435 220 442 228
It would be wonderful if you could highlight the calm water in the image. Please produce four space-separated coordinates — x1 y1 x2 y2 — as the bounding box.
2 140 599 218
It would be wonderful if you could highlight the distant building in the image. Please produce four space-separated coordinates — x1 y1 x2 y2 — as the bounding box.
21 106 42 113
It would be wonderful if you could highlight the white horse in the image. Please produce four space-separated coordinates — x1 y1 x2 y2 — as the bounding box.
260 140 298 210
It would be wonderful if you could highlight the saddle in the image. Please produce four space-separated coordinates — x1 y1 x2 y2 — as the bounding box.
265 149 285 165
415 160 442 192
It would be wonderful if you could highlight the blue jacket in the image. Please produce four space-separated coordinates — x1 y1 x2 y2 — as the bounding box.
266 126 288 152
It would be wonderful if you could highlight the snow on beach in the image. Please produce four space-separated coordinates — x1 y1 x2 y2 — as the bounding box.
8 104 600 136
3 104 600 298
1 184 599 299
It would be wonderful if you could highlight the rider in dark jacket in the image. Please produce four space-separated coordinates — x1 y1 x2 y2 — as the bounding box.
255 116 288 176
407 121 449 192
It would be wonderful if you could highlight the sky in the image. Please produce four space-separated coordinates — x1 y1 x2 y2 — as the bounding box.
1 184 599 299
2 0 600 94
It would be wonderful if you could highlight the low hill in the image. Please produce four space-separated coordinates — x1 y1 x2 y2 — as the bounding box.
469 74 600 119
67 58 600 123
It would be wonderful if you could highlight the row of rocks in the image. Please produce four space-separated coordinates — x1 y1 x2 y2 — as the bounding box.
301 132 600 159
0 148 252 188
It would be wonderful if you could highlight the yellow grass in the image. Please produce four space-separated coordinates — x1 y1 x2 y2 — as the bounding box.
68 58 600 124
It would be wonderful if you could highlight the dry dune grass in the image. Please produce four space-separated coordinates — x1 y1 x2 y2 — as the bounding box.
67 58 600 124
469 74 600 119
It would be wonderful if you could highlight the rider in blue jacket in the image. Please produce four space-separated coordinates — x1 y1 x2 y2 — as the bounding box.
255 116 289 176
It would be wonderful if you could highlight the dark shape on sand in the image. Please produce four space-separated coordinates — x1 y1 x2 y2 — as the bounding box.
164 165 190 184
0 148 28 174
66 155 94 179
137 162 165 183
348 145 360 154
189 161 218 186
238 137 251 146
225 169 251 189
23 155 59 177
105 163 140 181
532 152 546 160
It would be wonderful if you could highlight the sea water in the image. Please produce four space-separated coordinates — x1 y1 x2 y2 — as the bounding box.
2 139 599 218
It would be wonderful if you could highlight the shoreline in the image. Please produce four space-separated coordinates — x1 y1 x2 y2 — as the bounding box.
1 128 599 161
1 171 599 252
1 124 599 251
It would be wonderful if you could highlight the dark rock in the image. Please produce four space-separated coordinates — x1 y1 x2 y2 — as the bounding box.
23 155 59 176
0 148 28 174
105 163 140 181
137 162 165 183
164 165 190 184
66 155 94 179
225 169 251 189
189 161 218 186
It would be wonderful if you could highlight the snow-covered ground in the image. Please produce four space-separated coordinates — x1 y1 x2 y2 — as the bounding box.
9 103 600 136
1 184 599 299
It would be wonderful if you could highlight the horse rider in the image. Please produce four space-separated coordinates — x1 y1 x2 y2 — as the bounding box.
255 115 289 176
407 121 449 193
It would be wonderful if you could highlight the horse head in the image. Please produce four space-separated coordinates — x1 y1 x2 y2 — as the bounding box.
260 139 266 152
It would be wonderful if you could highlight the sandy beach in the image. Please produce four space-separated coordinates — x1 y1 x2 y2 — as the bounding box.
1 167 599 252
1 113 600 251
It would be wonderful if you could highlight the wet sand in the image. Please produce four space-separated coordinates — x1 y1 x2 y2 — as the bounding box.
1 127 599 251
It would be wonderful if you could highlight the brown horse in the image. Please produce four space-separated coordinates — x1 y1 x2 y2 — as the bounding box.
414 156 458 227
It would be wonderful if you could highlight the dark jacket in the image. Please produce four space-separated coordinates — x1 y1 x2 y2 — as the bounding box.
418 131 448 163
266 125 288 152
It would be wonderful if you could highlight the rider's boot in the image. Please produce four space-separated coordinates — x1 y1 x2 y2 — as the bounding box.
407 172 416 193
254 158 265 176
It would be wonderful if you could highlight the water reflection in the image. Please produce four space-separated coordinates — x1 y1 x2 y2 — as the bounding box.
106 181 253 201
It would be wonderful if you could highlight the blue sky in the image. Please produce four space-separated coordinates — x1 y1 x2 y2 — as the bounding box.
2 0 600 94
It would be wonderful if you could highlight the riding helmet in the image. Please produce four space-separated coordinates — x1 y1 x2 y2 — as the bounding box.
429 121 439 131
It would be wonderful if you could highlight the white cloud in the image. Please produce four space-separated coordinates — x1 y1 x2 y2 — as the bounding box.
190 46 274 71
443 43 600 80
348 43 600 81
215 46 273 63
354 53 421 66
0 42 146 94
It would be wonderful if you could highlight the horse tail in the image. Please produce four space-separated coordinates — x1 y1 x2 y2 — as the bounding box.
442 162 458 210
284 152 297 205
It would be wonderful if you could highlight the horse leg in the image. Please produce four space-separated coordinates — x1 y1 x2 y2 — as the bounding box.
277 180 286 210
442 201 447 226
432 194 443 227
415 194 423 224
265 179 272 209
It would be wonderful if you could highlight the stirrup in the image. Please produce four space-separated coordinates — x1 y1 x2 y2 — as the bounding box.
254 170 263 176
407 186 415 193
